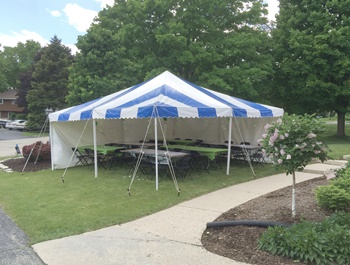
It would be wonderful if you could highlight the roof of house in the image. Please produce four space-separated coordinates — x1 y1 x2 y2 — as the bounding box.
0 90 18 100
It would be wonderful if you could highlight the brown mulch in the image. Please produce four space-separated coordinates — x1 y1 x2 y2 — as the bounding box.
2 157 51 172
1 158 337 264
201 177 334 265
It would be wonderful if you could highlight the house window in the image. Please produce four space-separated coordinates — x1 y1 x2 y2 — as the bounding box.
11 100 15 105
0 99 3 104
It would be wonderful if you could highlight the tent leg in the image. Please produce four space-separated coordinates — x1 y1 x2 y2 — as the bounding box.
93 119 98 178
155 117 158 190
49 121 54 171
226 117 232 175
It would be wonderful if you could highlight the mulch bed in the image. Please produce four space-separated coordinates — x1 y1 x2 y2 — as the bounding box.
201 177 334 265
2 157 51 172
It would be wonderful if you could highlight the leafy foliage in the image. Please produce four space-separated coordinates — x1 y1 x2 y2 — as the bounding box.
271 0 350 136
335 163 350 179
67 0 274 105
259 114 329 175
259 212 350 265
316 164 350 211
0 41 41 91
315 185 350 211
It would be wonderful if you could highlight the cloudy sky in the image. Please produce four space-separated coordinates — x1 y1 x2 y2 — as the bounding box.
0 0 279 54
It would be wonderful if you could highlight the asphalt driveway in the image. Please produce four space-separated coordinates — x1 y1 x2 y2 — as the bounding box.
0 207 45 265
0 128 34 141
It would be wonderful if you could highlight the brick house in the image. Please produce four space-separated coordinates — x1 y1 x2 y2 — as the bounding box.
0 90 24 119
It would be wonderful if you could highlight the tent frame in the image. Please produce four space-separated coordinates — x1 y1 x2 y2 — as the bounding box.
87 114 234 190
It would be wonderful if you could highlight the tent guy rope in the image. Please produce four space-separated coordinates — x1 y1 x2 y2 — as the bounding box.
21 116 50 174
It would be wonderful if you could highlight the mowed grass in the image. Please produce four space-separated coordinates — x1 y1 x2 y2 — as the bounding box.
319 123 350 159
0 122 348 245
0 163 278 244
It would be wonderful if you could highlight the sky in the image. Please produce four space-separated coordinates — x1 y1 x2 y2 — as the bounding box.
0 0 279 54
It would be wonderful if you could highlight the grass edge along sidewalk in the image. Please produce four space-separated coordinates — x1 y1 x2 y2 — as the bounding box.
0 163 278 245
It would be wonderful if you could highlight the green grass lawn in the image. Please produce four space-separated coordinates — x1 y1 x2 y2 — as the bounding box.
0 122 349 245
0 163 278 244
319 123 350 160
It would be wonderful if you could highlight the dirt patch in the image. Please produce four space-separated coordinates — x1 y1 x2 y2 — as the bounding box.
2 157 51 172
201 177 336 265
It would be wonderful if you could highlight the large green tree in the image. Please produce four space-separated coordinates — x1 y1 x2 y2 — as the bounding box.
16 51 44 114
0 40 41 91
27 36 73 129
271 0 350 136
67 0 273 105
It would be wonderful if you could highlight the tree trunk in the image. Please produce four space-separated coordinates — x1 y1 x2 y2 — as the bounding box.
292 171 296 218
337 111 346 137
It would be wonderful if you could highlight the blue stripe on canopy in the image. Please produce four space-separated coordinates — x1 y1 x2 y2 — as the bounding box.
198 108 217 117
155 106 179 118
80 110 93 120
182 79 273 117
57 98 100 121
137 103 178 118
58 78 152 121
234 98 273 117
140 102 179 118
105 85 215 118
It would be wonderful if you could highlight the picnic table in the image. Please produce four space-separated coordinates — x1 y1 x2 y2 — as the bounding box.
78 145 125 155
165 145 227 160
166 139 197 145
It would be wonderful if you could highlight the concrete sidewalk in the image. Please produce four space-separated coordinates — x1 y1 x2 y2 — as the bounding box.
32 161 347 265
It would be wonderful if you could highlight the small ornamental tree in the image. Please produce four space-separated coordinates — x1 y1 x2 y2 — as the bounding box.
259 114 329 217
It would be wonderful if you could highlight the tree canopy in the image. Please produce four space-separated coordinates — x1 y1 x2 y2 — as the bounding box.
27 36 73 129
67 0 274 105
0 40 41 91
271 0 350 136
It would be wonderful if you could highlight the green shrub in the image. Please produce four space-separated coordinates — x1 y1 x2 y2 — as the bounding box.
333 177 350 193
259 212 350 265
336 163 350 179
315 185 350 211
327 211 350 227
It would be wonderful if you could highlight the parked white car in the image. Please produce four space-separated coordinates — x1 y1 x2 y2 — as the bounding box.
5 120 27 131
0 119 7 128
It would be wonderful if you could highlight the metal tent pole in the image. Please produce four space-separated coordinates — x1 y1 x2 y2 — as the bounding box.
93 119 98 178
226 117 232 175
154 117 159 190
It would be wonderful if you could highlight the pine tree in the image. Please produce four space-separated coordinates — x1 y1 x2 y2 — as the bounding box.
27 36 73 129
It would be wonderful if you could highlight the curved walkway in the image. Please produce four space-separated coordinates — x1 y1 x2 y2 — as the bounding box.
32 160 346 265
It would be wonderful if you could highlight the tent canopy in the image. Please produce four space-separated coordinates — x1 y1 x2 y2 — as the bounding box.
50 71 283 122
49 71 284 170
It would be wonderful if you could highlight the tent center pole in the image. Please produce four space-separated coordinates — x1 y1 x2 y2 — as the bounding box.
155 117 159 190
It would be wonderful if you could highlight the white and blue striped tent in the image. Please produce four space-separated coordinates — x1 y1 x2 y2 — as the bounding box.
49 71 283 182
50 71 282 121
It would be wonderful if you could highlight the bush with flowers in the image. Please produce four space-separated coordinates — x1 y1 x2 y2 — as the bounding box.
258 114 330 217
259 114 329 175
